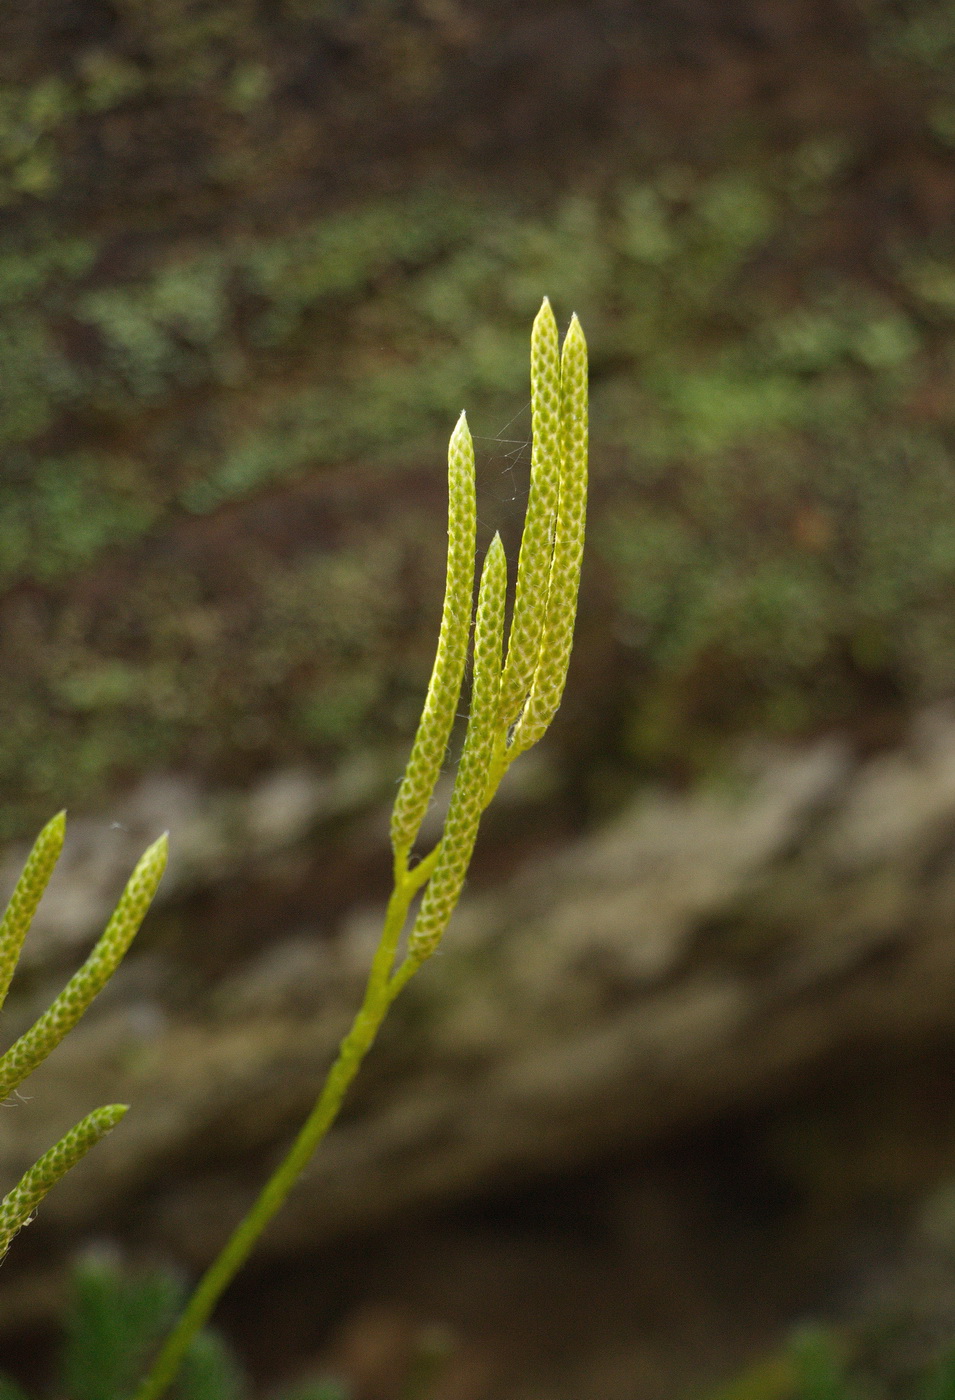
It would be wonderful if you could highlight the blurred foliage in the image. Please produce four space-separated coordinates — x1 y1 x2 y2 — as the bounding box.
4 0 955 833
0 1256 458 1400
0 1253 349 1400
711 1324 955 1400
9 1264 955 1400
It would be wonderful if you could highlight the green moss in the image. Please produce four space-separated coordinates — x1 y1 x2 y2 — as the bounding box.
0 455 160 586
0 76 74 204
869 0 955 68
0 0 954 830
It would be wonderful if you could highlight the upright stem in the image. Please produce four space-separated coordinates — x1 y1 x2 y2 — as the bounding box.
133 869 421 1400
134 300 585 1400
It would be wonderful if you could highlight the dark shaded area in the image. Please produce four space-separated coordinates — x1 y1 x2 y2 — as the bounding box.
8 1036 955 1400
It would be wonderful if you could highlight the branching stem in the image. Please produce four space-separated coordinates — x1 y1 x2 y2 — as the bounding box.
133 854 425 1400
134 300 587 1400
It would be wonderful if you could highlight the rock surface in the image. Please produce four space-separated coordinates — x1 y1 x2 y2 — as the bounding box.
5 711 955 1330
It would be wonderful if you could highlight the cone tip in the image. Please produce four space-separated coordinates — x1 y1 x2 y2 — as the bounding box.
142 831 170 868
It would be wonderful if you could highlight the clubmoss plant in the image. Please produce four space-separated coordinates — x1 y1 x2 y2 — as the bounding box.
134 298 588 1400
0 812 167 1261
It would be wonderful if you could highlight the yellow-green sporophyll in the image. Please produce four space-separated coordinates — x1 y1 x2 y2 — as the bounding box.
134 299 588 1400
0 815 167 1261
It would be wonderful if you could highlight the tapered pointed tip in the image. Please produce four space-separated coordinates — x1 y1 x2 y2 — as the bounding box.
97 1103 130 1126
140 831 169 875
450 409 471 446
83 1104 130 1140
29 810 66 866
482 531 507 580
561 313 588 363
534 297 558 331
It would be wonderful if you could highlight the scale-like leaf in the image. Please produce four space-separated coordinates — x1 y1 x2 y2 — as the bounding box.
0 811 65 1014
512 313 588 754
408 532 507 961
0 833 168 1100
499 298 562 727
0 1105 128 1261
391 412 477 860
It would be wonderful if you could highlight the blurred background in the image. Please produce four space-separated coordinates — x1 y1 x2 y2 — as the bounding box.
6 0 955 1396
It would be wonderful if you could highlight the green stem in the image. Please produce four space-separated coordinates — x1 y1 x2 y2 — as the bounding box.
133 866 422 1400
134 297 584 1399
